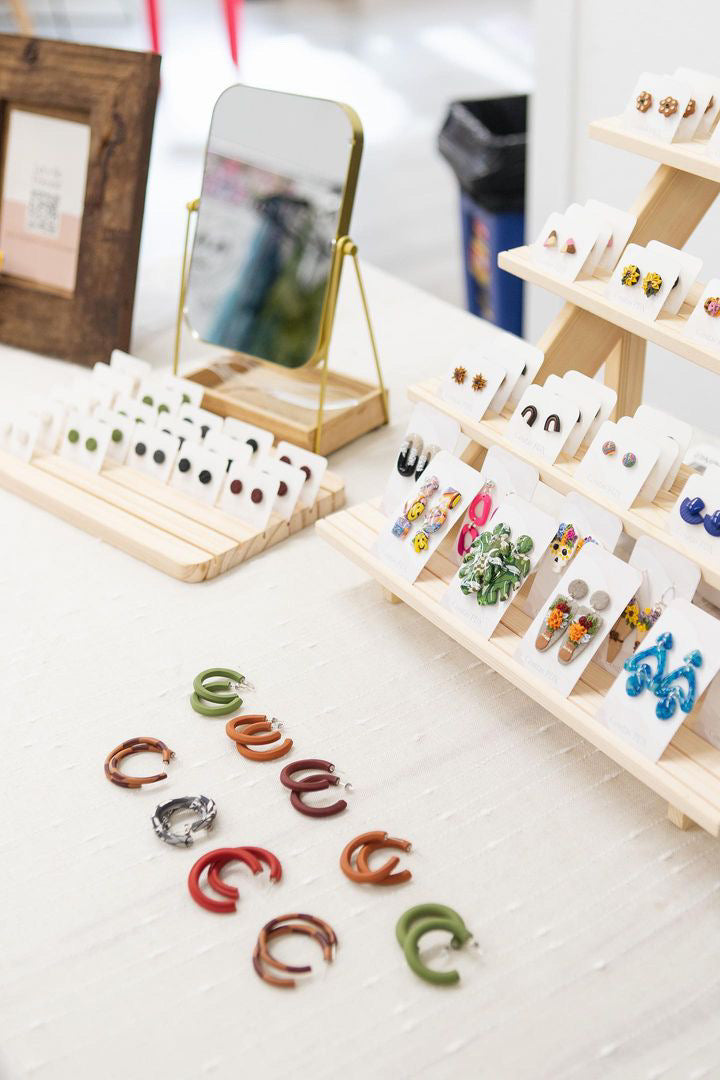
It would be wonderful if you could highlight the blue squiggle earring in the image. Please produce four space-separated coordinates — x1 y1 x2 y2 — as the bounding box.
624 631 673 697
654 650 703 720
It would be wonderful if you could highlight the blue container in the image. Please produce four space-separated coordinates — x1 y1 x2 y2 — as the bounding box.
460 191 524 335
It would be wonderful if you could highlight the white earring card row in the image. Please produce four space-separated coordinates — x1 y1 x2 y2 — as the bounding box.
622 67 720 151
372 424 720 764
0 350 342 582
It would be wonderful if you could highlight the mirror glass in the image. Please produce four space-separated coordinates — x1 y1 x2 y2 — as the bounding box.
185 84 362 369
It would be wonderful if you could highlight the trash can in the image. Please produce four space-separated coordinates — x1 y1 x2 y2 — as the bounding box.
438 95 527 335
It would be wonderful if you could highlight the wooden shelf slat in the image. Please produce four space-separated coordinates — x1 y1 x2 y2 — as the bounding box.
406 379 718 591
497 246 720 377
589 115 720 184
317 502 720 836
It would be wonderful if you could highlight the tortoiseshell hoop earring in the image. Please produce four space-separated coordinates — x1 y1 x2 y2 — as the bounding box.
104 737 175 788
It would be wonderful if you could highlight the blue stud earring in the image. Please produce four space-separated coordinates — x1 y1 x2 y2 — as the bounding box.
624 631 673 697
679 497 705 525
654 650 703 720
703 510 720 537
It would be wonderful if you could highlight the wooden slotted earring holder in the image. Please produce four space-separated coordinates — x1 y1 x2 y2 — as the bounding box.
318 113 720 836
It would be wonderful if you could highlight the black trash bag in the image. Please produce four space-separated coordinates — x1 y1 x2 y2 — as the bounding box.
438 95 527 214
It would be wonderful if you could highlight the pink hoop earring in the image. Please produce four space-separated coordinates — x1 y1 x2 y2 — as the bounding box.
457 481 494 556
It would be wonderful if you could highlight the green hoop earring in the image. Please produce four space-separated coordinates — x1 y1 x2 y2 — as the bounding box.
396 903 468 949
190 668 253 716
402 915 473 986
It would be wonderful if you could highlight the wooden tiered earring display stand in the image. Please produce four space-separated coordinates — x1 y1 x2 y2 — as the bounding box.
0 449 344 583
318 116 720 835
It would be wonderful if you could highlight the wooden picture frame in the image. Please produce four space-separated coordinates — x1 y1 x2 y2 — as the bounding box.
0 35 160 365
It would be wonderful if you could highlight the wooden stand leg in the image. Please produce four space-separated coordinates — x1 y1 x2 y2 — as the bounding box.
667 804 694 831
382 588 402 605
604 331 646 418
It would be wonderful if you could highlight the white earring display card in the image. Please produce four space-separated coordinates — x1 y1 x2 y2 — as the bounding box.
94 408 134 464
128 426 180 484
7 413 41 462
157 412 203 446
565 202 611 279
223 416 274 463
137 380 184 419
531 209 599 282
29 398 67 454
381 403 460 517
170 443 226 503
669 469 720 560
586 200 637 275
634 404 691 490
616 416 678 504
92 362 134 407
646 241 701 317
607 243 681 321
114 394 155 427
261 458 305 522
59 412 111 473
203 430 253 470
373 451 480 583
676 68 720 138
561 371 617 454
599 599 720 762
543 374 598 459
575 420 661 509
442 496 556 639
179 403 223 438
685 278 720 347
110 349 152 394
158 374 205 409
217 463 276 530
507 384 578 465
486 335 539 413
452 445 539 566
275 442 328 508
506 346 544 410
441 355 507 421
515 544 642 698
623 72 693 143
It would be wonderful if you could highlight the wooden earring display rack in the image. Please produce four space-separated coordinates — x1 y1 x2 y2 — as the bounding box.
0 449 344 583
318 115 720 836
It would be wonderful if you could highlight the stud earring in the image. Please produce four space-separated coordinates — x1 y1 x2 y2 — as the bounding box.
642 272 662 296
111 428 123 443
246 438 259 452
412 486 462 553
153 449 165 465
471 373 487 392
659 96 678 117
703 296 720 317
636 90 652 112
561 238 576 255
621 264 640 287
229 478 242 494
152 795 217 846
134 441 147 457
67 428 80 444
340 831 412 886
392 476 439 539
703 510 720 537
225 714 293 761
521 404 538 426
452 365 467 385
544 413 561 433
251 488 263 503
85 436 98 452
198 469 212 485
543 229 558 248
457 480 495 556
104 736 175 788
679 496 705 525
178 456 191 473
622 452 637 468
397 433 423 477
602 440 617 456
414 443 439 481
683 98 696 118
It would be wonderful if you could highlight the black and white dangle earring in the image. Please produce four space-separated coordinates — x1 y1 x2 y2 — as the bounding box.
415 443 440 480
397 433 423 477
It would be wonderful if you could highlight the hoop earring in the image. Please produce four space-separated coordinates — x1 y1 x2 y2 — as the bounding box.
396 904 474 986
340 831 412 885
280 758 350 818
225 714 293 761
290 778 348 818
104 737 175 788
152 795 216 846
187 847 267 913
208 846 281 899
253 915 337 987
191 667 254 716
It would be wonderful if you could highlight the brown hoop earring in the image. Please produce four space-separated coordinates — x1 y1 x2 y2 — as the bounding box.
253 915 337 988
104 737 174 788
340 831 412 885
521 405 538 427
290 776 348 818
225 714 293 761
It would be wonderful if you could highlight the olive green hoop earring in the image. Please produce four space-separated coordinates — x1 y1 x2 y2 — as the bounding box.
395 903 468 949
190 669 253 716
402 916 474 987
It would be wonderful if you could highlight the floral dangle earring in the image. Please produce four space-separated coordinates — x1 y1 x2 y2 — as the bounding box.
547 523 595 573
607 585 673 663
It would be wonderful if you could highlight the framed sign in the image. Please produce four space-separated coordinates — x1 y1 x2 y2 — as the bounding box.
0 36 160 365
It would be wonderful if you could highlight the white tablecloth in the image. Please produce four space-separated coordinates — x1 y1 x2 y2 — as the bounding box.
2 266 719 1080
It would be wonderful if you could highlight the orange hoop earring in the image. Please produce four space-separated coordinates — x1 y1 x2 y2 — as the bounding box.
225 713 293 761
340 831 412 885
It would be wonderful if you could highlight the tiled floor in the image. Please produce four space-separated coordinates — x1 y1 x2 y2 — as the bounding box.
1 0 533 346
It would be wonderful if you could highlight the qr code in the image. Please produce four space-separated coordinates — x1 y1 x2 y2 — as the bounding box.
26 189 60 237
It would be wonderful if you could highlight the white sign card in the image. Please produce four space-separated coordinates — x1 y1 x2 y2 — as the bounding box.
137 380 184 419
506 384 578 465
575 420 661 509
381 402 461 517
28 397 67 454
599 599 720 761
110 349 152 394
623 72 693 143
440 355 507 421
646 241 701 317
158 374 205 409
562 371 617 453
565 202 612 279
634 404 691 490
114 394 156 427
506 346 544 410
544 374 598 459
515 544 642 698
275 441 328 508
373 451 481 583
586 200 637 275
203 429 253 470
616 416 678 504
442 495 557 639
91 363 134 408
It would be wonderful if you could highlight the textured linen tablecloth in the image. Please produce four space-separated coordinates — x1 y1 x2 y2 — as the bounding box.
2 265 719 1080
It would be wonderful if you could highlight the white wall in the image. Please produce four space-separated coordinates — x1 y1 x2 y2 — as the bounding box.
527 0 720 436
